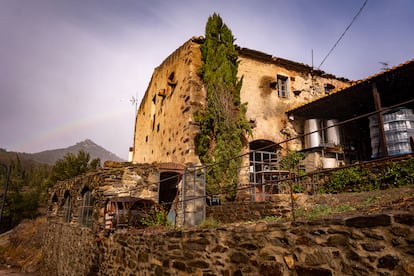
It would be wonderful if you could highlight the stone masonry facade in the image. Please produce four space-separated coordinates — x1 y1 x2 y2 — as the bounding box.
131 37 350 189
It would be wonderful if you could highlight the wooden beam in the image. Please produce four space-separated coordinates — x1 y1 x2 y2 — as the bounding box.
372 82 388 157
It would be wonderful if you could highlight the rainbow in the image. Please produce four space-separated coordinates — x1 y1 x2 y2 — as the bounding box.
14 109 134 153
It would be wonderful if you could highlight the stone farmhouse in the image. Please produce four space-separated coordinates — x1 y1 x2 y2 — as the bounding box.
47 37 414 233
43 37 414 275
131 37 350 198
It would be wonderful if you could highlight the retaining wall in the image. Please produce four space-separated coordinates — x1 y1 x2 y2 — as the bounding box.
43 212 414 275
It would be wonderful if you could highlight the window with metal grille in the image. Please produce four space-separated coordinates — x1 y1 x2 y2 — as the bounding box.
62 192 71 223
277 75 289 98
79 189 93 227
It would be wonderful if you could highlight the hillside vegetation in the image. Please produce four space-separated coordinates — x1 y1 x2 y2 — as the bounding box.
0 148 102 233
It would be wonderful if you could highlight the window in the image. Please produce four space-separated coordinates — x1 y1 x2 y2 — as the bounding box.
50 193 58 216
62 191 71 223
79 188 93 227
324 83 335 94
277 75 289 98
167 72 177 95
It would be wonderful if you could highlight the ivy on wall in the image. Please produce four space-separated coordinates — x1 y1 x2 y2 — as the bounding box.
195 13 251 200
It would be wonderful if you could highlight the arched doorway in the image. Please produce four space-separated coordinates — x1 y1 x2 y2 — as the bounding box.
79 187 93 227
62 190 71 223
249 140 282 201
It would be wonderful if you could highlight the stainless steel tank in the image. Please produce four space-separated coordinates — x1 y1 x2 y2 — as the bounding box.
325 119 340 145
304 119 321 148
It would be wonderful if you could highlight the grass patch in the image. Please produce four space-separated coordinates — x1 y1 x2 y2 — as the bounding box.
295 204 356 220
262 215 284 223
199 218 220 228
362 196 378 206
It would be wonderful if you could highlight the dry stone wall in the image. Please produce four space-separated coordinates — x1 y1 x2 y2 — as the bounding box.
42 222 100 276
47 163 160 232
43 211 414 275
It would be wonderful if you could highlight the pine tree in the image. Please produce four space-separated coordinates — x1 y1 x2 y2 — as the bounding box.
195 13 251 200
49 150 100 183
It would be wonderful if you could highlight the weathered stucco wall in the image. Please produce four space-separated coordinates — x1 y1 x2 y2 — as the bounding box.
237 51 350 151
43 211 414 275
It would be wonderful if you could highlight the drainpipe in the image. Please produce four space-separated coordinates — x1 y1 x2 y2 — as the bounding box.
0 164 11 226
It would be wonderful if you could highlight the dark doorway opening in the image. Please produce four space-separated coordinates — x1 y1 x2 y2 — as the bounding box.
159 172 181 211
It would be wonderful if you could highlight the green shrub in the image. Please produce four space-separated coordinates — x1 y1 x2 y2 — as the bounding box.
324 166 365 193
140 205 171 227
379 159 414 188
321 157 414 194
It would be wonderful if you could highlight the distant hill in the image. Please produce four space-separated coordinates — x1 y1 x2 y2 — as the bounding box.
0 148 44 170
18 139 125 165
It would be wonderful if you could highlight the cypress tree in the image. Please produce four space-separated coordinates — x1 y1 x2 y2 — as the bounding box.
196 13 251 200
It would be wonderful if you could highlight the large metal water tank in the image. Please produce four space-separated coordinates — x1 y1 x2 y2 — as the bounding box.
325 119 341 145
304 119 321 148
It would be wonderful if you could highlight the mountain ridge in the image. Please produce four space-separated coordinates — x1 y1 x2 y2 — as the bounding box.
1 139 125 166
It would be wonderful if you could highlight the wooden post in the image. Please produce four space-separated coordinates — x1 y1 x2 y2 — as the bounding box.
372 82 388 157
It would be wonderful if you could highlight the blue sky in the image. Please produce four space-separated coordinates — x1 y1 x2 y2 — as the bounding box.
1 0 413 159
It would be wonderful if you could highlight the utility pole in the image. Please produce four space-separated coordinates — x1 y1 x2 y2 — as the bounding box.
0 163 11 226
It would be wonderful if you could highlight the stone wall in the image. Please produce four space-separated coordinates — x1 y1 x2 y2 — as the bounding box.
43 211 414 275
42 222 100 276
48 163 160 232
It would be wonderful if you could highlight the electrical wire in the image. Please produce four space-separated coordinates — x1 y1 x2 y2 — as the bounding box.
318 0 369 69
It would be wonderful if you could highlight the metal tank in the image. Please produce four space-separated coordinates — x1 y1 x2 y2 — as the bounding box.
325 119 341 145
304 119 321 148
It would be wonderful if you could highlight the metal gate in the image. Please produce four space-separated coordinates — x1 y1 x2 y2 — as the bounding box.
182 165 206 226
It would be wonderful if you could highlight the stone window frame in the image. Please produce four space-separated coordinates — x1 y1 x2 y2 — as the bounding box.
277 74 290 98
78 188 93 228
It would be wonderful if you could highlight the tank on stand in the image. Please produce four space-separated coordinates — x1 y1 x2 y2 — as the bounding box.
325 119 341 146
369 107 414 158
304 119 322 149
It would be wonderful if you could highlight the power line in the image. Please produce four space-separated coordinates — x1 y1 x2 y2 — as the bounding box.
318 0 369 69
